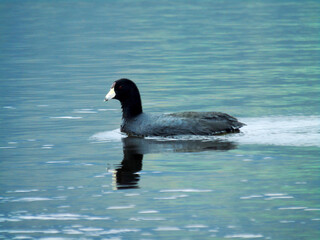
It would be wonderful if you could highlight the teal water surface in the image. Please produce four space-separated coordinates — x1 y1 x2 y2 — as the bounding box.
1 1 320 239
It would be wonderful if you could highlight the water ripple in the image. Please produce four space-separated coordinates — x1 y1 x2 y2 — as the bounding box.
107 204 136 210
16 213 111 221
154 227 181 231
160 189 212 193
224 234 264 238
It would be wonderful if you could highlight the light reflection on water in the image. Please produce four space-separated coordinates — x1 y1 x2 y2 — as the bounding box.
1 0 320 239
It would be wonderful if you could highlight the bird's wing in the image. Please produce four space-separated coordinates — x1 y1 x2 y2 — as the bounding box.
145 112 244 136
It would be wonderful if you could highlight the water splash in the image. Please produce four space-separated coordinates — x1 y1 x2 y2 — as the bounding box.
227 116 320 147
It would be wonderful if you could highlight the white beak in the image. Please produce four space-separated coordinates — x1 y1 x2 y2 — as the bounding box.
104 87 116 101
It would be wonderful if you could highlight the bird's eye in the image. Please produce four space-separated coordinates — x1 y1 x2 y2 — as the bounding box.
118 85 123 89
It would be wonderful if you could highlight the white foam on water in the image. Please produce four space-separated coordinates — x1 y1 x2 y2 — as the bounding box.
227 116 320 147
90 128 123 142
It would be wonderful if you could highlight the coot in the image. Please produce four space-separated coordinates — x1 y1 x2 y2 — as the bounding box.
104 78 245 136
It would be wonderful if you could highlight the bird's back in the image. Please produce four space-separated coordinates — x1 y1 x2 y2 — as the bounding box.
121 112 244 137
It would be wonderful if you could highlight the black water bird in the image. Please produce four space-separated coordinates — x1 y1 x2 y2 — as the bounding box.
104 78 245 136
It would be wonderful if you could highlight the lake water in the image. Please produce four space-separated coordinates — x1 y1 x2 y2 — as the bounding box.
1 0 319 239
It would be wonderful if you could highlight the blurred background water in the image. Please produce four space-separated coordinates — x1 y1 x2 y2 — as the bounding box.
0 0 319 239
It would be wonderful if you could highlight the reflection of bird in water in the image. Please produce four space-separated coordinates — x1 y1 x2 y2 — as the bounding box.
113 148 143 190
113 136 237 190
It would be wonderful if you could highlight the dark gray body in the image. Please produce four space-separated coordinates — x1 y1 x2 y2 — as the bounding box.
121 111 244 137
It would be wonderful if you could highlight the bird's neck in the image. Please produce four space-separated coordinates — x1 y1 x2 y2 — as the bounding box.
121 97 143 119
